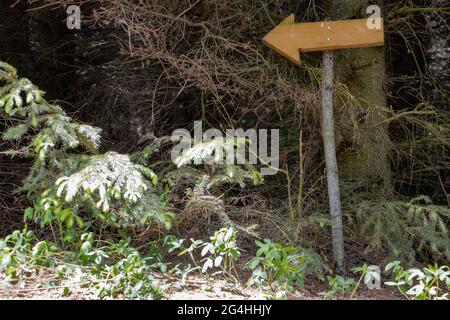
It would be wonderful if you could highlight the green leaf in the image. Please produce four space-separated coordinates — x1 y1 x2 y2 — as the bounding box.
202 258 213 273
201 243 213 257
385 261 401 272
62 287 71 297
214 256 223 267
66 216 74 229
81 241 91 255
60 208 71 222
74 215 84 228
248 257 261 270
284 247 297 253
24 207 34 221
255 240 264 248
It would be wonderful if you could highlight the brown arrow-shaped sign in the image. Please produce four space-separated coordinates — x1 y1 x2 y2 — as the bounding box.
262 14 384 64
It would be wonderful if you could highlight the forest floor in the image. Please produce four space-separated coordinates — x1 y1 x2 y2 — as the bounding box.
0 272 403 300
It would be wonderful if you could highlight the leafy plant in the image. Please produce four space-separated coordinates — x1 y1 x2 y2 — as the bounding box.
73 235 165 299
199 228 241 276
179 228 241 280
78 233 109 265
385 261 450 300
320 275 356 300
247 239 306 289
90 249 161 299
24 190 83 244
0 228 57 282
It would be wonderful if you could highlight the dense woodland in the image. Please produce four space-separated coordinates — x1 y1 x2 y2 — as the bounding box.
0 0 449 300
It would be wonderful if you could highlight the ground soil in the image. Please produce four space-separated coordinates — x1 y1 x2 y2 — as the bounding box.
0 271 403 300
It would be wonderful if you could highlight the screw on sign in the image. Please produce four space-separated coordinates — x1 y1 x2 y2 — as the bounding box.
262 13 385 274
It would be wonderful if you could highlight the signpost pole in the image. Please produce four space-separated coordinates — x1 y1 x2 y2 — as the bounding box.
321 51 344 274
263 14 384 273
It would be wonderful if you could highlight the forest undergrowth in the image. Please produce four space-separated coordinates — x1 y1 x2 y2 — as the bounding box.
0 0 449 300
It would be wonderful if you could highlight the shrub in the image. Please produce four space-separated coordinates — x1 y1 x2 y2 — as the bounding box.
247 239 307 289
320 275 356 300
0 228 57 282
385 261 450 300
178 227 241 280
0 61 172 230
349 196 450 263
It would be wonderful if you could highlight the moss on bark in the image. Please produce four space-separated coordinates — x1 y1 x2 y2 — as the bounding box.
326 0 392 193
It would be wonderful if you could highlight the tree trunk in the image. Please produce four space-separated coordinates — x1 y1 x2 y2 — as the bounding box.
425 0 449 110
327 0 391 193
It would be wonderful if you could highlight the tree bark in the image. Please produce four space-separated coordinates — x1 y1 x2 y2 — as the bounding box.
425 0 449 110
327 0 391 193
321 51 345 274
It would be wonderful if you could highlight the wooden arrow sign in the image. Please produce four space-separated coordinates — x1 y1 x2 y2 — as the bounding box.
262 14 384 64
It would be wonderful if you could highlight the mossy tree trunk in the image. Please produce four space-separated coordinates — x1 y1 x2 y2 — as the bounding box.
326 0 392 194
